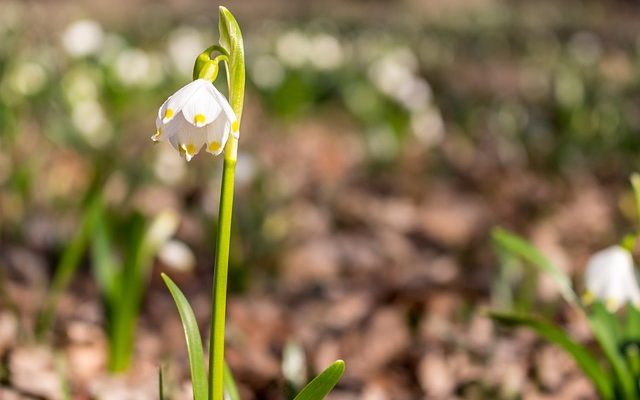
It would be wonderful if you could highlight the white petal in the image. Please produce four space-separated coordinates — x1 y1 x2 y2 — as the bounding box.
156 97 170 128
163 79 209 123
209 85 239 138
205 116 230 155
181 82 222 127
152 113 181 142
175 120 206 161
168 134 179 151
584 246 639 310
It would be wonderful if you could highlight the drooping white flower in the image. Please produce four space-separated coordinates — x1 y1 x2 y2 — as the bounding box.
153 79 238 161
584 245 640 311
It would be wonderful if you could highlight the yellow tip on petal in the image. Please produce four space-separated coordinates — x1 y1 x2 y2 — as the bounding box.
194 113 206 126
181 143 197 162
207 141 221 153
163 108 174 122
581 291 594 305
151 128 162 142
606 298 619 312
232 120 239 132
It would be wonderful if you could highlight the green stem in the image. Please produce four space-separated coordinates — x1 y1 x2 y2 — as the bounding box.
208 153 236 400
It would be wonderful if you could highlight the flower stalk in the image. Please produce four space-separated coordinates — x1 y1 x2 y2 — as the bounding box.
207 7 245 400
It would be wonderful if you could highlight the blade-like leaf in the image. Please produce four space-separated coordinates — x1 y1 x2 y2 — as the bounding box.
224 361 240 400
589 302 637 400
162 273 208 400
489 311 613 399
293 360 345 400
90 214 119 303
492 228 578 305
159 366 165 400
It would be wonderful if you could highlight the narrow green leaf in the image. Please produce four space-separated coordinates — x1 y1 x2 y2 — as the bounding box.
162 273 208 400
90 214 119 303
224 361 240 400
159 366 165 400
589 303 637 400
293 360 345 400
492 228 578 305
489 311 613 399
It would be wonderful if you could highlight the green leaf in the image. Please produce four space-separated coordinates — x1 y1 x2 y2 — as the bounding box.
293 360 345 400
492 228 578 305
589 302 637 400
162 273 208 400
90 214 119 304
159 366 165 400
489 311 613 399
224 361 240 400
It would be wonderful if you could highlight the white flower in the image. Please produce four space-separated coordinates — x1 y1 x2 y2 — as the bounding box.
153 79 238 161
584 245 640 311
61 19 104 57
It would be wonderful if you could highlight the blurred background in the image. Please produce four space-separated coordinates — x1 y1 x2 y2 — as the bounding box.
1 0 640 398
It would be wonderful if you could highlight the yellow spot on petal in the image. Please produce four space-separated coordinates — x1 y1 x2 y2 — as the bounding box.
163 108 174 122
178 144 186 157
606 298 619 312
581 291 594 305
194 113 206 126
232 120 239 132
208 141 221 153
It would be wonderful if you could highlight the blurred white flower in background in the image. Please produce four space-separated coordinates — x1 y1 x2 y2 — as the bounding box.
2 60 48 99
276 30 309 68
275 30 344 71
167 27 207 78
368 48 432 111
308 33 344 71
145 209 180 249
158 240 196 272
113 48 164 88
71 100 112 148
584 246 640 312
251 54 285 89
62 19 104 58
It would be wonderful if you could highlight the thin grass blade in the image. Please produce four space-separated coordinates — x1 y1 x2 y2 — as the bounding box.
224 361 240 400
162 273 208 400
492 228 578 305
